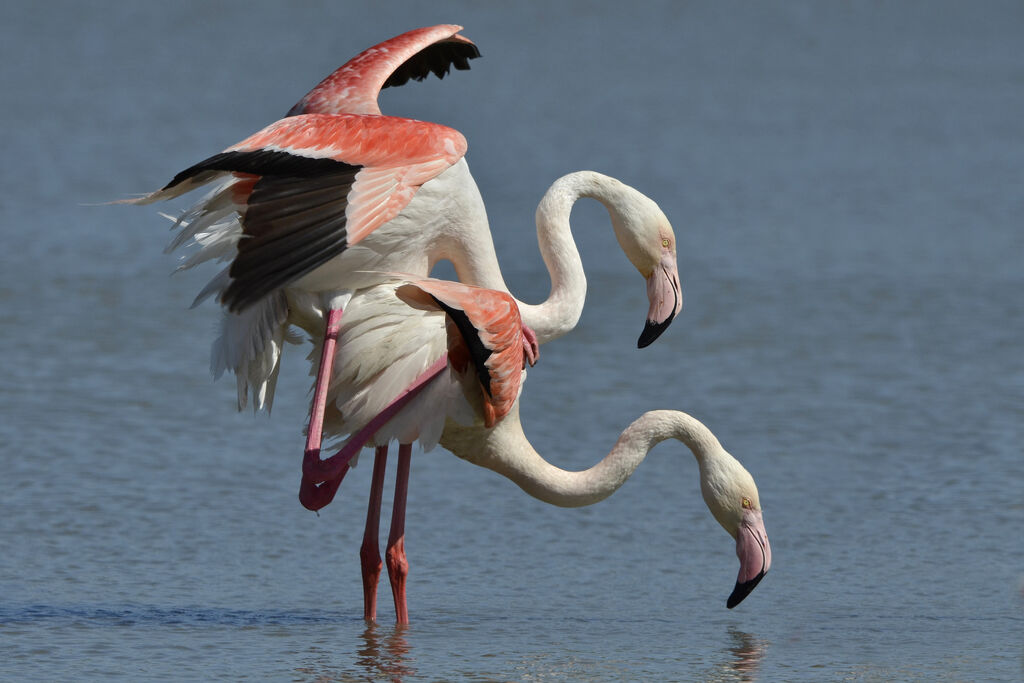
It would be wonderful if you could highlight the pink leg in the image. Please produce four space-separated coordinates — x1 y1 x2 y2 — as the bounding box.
298 467 348 511
304 306 344 460
298 306 351 511
302 354 449 492
386 443 413 624
360 445 388 622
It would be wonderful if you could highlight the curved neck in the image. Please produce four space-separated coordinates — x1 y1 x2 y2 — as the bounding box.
448 171 643 346
440 408 723 508
515 171 639 345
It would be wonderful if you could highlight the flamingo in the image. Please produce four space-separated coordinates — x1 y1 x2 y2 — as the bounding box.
295 276 538 623
123 27 681 496
139 166 683 622
296 278 770 622
440 407 773 612
123 26 692 619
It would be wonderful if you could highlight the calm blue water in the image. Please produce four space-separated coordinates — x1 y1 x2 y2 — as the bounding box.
2 2 1022 680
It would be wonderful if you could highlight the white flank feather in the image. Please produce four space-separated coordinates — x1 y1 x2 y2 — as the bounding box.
318 283 475 450
156 181 295 412
210 290 290 412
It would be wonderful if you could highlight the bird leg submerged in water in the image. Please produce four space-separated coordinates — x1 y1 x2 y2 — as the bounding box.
300 348 445 623
360 445 388 622
352 441 416 624
385 444 413 624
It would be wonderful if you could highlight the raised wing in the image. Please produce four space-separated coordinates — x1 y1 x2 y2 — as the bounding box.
126 114 467 311
287 24 481 116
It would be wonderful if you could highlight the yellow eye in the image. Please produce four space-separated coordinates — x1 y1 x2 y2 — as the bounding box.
661 238 670 248
742 497 752 509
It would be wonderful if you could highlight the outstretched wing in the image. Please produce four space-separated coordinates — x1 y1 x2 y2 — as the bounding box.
287 24 481 116
126 114 467 311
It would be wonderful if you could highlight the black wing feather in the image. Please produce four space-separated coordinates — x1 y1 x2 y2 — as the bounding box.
163 150 357 191
219 167 360 311
382 39 481 89
430 295 494 398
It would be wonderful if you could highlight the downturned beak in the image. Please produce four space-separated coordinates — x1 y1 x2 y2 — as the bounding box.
637 253 683 348
727 508 772 609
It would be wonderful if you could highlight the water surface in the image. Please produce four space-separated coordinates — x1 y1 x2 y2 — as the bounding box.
1 2 1022 680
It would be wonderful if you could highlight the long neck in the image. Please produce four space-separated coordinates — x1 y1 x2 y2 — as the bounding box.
515 171 640 345
449 171 642 346
439 407 723 508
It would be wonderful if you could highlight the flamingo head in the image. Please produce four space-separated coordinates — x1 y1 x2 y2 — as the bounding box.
699 451 772 609
608 192 683 348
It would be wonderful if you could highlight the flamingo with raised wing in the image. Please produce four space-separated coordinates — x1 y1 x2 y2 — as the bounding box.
125 26 681 444
124 27 697 621
147 165 685 621
123 25 489 442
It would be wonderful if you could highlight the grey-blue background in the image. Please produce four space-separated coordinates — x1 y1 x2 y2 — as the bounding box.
2 2 1022 680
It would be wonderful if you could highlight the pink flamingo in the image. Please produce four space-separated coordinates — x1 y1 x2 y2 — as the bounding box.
299 278 770 622
125 26 696 620
123 24 491 440
161 161 685 622
124 24 681 423
300 276 538 623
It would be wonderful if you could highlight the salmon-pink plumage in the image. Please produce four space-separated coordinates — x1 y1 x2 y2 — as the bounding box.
226 114 467 167
126 112 471 311
396 279 534 428
126 25 697 626
125 26 480 314
288 24 478 116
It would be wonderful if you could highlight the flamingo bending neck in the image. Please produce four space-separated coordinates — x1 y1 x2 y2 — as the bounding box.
441 407 723 508
439 406 772 608
446 171 679 347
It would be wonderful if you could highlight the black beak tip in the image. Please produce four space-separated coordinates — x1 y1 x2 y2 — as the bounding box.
726 571 766 609
637 316 674 349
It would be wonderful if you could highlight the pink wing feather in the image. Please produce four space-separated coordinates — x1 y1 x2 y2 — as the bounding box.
225 113 467 245
126 114 467 310
125 25 479 311
288 24 480 116
396 279 529 428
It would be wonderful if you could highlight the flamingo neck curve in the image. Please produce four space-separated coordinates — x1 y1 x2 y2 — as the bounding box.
519 171 654 345
440 407 726 508
424 169 653 346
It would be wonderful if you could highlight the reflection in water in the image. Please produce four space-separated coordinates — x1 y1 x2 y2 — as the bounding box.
355 624 416 682
726 627 766 681
295 625 415 682
704 627 767 682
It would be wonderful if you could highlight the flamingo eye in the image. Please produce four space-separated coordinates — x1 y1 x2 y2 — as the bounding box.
741 497 752 509
661 238 670 248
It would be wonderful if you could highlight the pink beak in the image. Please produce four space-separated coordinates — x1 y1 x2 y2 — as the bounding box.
727 508 772 608
638 252 683 348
